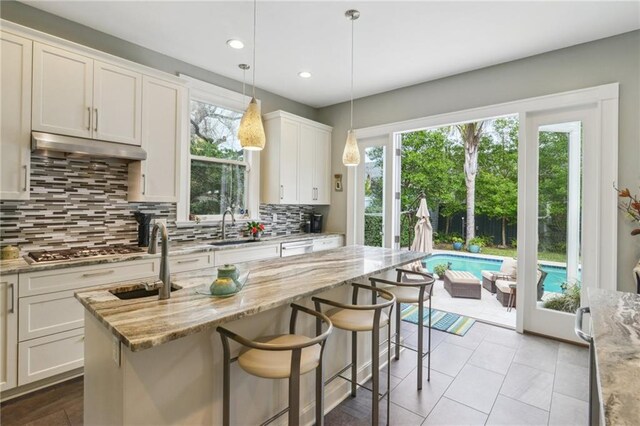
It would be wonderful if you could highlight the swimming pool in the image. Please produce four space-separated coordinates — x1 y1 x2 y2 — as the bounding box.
423 253 570 293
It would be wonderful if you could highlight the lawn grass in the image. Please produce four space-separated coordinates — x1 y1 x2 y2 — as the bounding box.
435 243 567 263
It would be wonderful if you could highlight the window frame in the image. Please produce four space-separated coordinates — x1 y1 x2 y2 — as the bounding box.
177 75 260 224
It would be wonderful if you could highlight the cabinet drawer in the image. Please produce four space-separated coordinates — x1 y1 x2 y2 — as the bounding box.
18 329 84 385
20 258 158 297
215 244 280 265
169 252 214 273
19 291 84 341
313 236 344 252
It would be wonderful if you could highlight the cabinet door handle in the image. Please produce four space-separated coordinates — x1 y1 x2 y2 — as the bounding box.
8 283 15 314
82 269 115 278
22 165 28 192
87 107 91 130
94 108 99 132
142 174 147 195
280 185 284 200
575 306 592 343
177 258 199 264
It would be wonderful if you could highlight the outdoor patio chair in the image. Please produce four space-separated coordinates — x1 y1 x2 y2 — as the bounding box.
495 269 547 311
481 257 517 293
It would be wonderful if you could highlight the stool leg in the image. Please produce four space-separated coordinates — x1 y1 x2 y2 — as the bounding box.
289 349 302 426
428 296 432 382
351 331 357 397
315 362 324 426
221 338 231 426
395 301 401 361
387 318 392 426
417 302 424 390
371 325 380 425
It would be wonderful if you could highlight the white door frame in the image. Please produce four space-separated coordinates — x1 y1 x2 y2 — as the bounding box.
350 135 397 247
347 83 619 335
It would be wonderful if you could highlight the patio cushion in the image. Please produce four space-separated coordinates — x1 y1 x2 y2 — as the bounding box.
495 279 516 294
500 258 518 276
444 270 479 284
481 270 496 281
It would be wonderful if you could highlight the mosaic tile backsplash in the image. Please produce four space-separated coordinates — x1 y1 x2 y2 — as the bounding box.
0 155 316 253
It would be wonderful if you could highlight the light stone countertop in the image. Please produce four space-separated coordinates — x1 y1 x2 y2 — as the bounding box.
0 232 343 275
75 245 424 352
587 288 640 426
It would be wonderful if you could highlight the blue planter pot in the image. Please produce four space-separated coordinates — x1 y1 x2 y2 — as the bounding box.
468 244 481 253
452 242 463 251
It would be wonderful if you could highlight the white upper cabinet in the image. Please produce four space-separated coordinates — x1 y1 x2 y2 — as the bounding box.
32 43 143 146
32 42 93 138
313 129 332 204
93 61 142 145
128 76 182 202
262 111 332 205
1 32 32 201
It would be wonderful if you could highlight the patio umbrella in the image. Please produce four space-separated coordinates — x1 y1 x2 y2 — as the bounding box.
411 198 433 255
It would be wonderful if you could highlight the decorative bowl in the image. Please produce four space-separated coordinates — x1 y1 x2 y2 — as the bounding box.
196 264 250 298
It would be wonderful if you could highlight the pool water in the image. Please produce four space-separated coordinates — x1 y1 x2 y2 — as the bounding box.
423 253 570 293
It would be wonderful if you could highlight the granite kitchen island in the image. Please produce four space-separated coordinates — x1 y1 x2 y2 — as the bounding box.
76 245 424 425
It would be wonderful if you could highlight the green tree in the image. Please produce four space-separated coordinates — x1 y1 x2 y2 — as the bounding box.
476 117 519 246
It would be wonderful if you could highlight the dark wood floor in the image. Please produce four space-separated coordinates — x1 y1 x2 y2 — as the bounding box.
0 377 83 426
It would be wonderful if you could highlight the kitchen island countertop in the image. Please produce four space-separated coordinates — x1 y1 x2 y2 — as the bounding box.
76 245 424 352
588 288 640 425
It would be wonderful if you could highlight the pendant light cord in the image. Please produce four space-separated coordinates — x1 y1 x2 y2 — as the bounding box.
252 0 257 98
350 16 354 130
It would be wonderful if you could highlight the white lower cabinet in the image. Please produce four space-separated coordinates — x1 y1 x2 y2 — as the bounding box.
18 329 84 385
19 291 84 341
312 236 345 252
0 274 18 391
215 244 281 265
170 252 214 273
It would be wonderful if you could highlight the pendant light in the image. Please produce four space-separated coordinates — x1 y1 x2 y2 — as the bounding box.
342 9 360 167
238 0 266 151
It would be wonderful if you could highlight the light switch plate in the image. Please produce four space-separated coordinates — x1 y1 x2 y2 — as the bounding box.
153 218 167 226
273 213 278 222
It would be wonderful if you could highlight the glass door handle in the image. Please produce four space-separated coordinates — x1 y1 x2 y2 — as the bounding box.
575 306 592 343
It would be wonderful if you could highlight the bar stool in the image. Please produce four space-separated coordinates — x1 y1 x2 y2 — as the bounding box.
217 303 333 426
312 283 396 425
370 267 435 390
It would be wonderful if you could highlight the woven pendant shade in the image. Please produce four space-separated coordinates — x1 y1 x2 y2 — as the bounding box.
342 129 360 166
238 97 265 151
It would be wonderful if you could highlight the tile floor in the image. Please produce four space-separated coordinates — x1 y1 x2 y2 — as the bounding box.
325 320 589 425
1 322 588 426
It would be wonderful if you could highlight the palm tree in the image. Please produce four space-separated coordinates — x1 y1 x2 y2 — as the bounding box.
456 121 486 244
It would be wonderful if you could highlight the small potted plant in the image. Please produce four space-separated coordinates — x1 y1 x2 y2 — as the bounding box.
451 237 464 251
433 262 451 279
246 221 265 240
467 237 483 253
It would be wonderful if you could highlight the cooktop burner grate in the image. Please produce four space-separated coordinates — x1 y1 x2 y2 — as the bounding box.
28 245 145 263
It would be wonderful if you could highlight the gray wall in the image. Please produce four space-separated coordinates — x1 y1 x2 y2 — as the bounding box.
317 30 640 292
0 1 319 120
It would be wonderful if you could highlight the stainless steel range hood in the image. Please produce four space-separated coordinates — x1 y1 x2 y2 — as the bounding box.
31 132 147 161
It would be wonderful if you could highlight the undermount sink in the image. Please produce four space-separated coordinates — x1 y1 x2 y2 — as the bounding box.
110 284 180 300
210 239 258 247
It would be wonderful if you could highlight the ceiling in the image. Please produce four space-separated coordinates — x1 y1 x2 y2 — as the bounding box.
22 1 640 108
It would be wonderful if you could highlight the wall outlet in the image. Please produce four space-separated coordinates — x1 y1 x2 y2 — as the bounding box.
153 218 167 226
273 213 278 222
112 336 121 366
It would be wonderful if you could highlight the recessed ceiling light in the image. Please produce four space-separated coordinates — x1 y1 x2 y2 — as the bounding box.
227 39 244 49
298 71 312 79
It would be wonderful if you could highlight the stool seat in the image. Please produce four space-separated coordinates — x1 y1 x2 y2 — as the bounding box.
379 286 425 303
238 334 322 379
327 308 389 332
